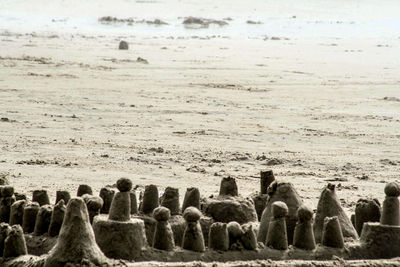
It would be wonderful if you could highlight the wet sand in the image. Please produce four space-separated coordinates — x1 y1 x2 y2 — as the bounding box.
0 25 399 214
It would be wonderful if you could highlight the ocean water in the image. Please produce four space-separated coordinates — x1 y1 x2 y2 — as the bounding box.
0 0 399 39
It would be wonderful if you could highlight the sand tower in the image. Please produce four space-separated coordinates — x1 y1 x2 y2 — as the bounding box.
93 178 147 260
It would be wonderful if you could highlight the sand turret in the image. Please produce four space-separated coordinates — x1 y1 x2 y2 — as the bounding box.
182 207 205 252
161 187 180 215
182 187 200 212
45 197 106 266
257 182 303 245
265 201 288 250
32 190 50 206
380 182 400 226
208 222 229 251
321 216 344 248
152 206 175 251
48 200 66 237
293 205 316 250
93 178 147 260
313 183 358 243
355 198 380 235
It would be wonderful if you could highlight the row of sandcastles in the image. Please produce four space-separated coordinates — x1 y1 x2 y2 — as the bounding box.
0 170 399 266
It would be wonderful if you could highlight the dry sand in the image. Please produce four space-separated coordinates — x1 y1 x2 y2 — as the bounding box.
0 25 399 216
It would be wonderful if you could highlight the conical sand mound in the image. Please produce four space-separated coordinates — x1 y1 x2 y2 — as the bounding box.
257 182 303 245
314 183 358 243
44 197 106 267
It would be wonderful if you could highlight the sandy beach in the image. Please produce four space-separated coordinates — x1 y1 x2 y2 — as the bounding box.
0 0 400 216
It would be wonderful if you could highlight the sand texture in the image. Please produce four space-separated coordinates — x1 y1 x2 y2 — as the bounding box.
0 3 400 267
0 27 399 215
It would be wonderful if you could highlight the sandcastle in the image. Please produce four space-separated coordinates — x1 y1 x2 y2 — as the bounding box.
265 201 289 250
22 202 40 233
202 177 258 224
182 207 205 252
0 186 16 223
293 205 316 250
77 184 93 197
226 220 257 250
153 206 175 250
45 197 107 266
252 170 275 220
134 184 159 246
354 198 380 236
32 190 50 206
208 222 229 251
9 200 26 226
257 181 303 245
182 187 200 211
99 187 114 214
313 183 358 243
161 187 180 215
170 187 199 247
48 200 66 237
93 178 147 260
82 194 103 224
55 190 71 205
139 184 159 214
348 182 400 259
1 173 400 266
3 224 27 258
